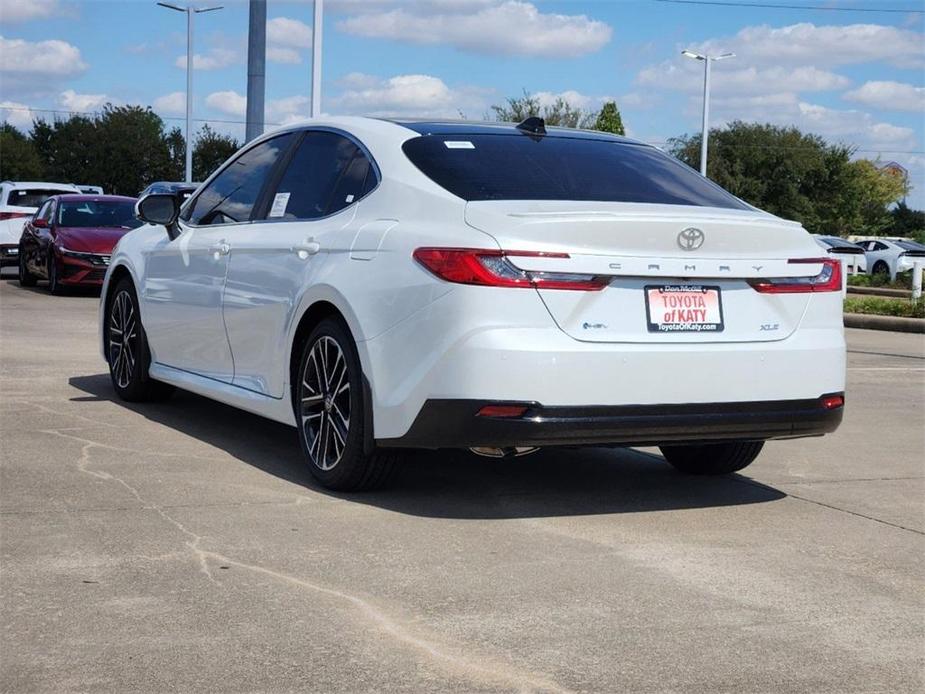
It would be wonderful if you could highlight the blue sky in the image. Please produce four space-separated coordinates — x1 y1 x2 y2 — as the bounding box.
1 0 924 205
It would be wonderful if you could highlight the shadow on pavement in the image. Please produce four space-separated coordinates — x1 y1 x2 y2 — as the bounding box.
69 372 786 519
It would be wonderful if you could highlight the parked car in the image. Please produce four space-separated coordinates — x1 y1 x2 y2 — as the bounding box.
101 117 845 491
139 181 200 202
0 181 81 269
19 194 141 294
812 235 867 273
76 185 105 195
857 238 925 280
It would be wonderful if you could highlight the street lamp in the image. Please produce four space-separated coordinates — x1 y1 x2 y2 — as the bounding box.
682 49 735 177
311 0 323 117
158 2 224 183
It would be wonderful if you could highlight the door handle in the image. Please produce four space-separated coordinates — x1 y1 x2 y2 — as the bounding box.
293 239 321 259
210 241 230 257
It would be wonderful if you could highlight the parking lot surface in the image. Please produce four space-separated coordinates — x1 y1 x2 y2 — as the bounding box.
1 276 923 693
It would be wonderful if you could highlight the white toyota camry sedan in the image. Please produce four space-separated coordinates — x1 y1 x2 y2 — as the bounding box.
100 116 845 490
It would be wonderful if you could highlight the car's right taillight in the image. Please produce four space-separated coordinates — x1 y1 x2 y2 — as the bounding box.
748 258 842 294
413 247 610 291
0 212 29 221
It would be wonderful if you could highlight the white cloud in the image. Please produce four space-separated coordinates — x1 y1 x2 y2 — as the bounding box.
534 90 595 111
0 100 38 130
175 48 238 71
328 73 492 118
337 1 611 58
267 17 312 48
266 46 302 64
153 91 186 116
206 90 247 117
843 81 925 113
0 0 61 23
59 89 111 112
690 22 924 70
638 62 850 96
0 35 87 76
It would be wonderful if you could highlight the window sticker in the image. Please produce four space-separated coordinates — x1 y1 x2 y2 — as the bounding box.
444 141 475 149
345 194 355 203
268 192 291 218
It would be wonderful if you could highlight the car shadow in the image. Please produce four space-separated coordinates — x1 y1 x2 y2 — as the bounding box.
69 373 786 520
2 275 101 297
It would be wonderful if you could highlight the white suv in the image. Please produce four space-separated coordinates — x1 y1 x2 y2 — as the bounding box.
100 117 845 490
0 181 81 269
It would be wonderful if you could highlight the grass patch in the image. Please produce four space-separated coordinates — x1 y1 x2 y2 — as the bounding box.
844 296 925 319
847 271 915 289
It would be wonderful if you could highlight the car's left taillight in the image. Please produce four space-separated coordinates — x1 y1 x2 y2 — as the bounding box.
748 258 842 294
413 247 610 291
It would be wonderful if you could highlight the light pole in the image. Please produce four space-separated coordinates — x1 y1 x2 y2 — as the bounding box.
682 49 735 177
158 2 223 183
311 0 323 118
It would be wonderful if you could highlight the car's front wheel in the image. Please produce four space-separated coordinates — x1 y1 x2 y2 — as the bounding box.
296 318 396 491
47 256 64 295
106 278 174 402
659 441 764 475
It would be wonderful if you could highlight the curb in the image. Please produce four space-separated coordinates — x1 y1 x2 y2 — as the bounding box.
847 286 912 298
844 313 925 334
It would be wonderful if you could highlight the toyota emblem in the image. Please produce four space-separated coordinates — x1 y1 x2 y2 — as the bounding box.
678 227 705 251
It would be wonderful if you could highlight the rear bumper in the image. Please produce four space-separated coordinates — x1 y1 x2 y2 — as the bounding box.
0 244 18 268
379 394 844 449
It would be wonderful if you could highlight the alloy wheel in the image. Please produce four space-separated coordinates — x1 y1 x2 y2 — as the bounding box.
300 336 351 471
109 290 138 389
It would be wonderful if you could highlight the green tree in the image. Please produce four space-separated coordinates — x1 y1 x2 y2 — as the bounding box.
164 126 186 181
193 124 239 181
888 201 925 238
0 123 44 179
669 122 871 235
94 105 174 194
490 90 594 128
30 115 98 185
592 101 625 136
846 159 909 235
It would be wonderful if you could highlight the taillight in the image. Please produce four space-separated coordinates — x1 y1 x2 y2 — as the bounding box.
821 394 844 410
413 247 609 291
0 212 29 221
748 258 842 294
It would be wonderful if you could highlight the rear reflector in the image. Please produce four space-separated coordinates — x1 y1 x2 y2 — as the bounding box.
413 247 609 291
0 212 29 221
476 405 528 418
821 394 845 410
748 258 842 294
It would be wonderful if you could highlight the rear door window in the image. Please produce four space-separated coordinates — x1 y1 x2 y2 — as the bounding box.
184 133 294 225
262 131 375 221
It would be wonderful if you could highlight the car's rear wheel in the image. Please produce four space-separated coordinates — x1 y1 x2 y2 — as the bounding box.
47 256 65 295
106 278 174 402
871 260 890 278
659 441 764 475
296 318 396 491
18 250 37 287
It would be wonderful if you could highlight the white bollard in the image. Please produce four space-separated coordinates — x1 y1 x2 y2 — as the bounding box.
913 260 923 302
839 257 848 296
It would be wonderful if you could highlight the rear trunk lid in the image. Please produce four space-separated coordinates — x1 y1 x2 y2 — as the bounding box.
465 201 823 343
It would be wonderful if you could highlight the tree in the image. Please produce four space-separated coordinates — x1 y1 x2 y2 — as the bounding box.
94 105 174 195
490 90 594 128
0 124 44 179
667 121 904 235
593 101 625 136
30 115 98 184
193 124 239 181
164 126 186 181
847 159 909 235
888 201 925 238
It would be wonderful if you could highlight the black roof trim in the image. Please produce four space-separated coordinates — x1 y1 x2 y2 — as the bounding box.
384 118 640 144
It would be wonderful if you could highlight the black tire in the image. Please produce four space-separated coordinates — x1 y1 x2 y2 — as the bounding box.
105 278 174 402
659 440 764 475
295 318 396 491
872 260 890 278
18 249 37 287
47 255 65 295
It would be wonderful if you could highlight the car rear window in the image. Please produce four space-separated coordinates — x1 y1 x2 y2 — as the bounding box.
896 241 925 252
58 200 142 229
8 189 73 209
402 134 748 209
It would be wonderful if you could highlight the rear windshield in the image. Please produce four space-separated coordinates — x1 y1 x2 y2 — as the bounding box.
896 240 925 252
8 189 73 209
402 134 748 209
58 200 142 229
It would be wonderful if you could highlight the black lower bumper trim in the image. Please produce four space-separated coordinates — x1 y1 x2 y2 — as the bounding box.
378 395 844 449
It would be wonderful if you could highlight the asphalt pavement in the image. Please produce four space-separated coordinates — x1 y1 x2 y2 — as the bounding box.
1 275 923 693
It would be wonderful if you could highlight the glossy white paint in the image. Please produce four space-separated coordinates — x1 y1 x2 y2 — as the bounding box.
100 116 846 442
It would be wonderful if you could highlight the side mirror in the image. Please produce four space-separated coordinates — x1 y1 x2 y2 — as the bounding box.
135 194 181 240
33 218 48 228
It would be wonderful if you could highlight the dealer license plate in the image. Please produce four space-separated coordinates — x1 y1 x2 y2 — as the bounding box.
645 285 724 333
